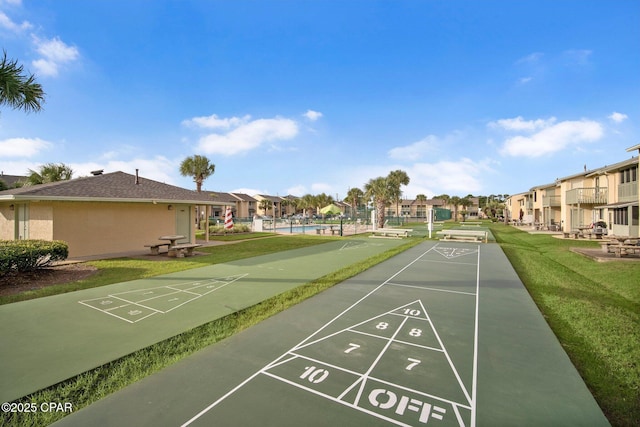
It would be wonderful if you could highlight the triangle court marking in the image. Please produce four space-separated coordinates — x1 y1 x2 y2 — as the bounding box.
433 246 478 260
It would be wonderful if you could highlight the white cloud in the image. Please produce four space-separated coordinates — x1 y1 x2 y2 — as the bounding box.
190 115 299 156
563 49 592 66
405 158 496 196
285 185 307 196
0 11 32 32
516 52 544 65
182 114 251 129
608 112 628 123
518 77 533 85
388 135 439 161
31 36 79 77
303 110 323 121
488 116 557 132
311 182 333 194
0 137 52 157
498 119 603 157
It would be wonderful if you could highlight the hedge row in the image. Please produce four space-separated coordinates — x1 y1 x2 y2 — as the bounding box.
0 240 69 274
208 224 251 234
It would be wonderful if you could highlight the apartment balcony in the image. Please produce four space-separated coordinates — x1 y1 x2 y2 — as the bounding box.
542 195 561 207
618 181 639 202
565 187 608 205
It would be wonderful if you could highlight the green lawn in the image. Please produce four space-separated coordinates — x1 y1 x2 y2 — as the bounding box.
488 223 640 427
0 234 329 305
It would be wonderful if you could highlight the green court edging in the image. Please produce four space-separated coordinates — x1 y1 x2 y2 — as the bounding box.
0 237 411 404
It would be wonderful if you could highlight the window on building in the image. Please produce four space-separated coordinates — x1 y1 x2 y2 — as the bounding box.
620 166 638 184
613 207 628 226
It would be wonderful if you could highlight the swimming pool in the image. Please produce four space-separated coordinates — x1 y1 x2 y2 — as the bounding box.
273 225 325 234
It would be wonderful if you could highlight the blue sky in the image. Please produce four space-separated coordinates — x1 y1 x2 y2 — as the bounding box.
1 0 639 199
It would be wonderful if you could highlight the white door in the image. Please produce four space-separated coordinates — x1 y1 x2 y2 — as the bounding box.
16 204 29 239
175 205 191 243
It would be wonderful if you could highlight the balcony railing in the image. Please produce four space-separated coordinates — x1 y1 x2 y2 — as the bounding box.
565 187 608 205
542 195 561 207
618 181 638 202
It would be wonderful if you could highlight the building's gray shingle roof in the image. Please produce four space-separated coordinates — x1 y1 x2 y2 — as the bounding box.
0 174 25 188
0 171 217 204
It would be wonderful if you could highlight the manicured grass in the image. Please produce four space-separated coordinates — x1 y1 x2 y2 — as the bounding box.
489 223 640 427
0 234 333 305
1 235 422 427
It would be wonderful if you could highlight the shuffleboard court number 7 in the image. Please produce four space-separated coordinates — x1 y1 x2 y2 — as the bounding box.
344 343 361 354
406 358 421 371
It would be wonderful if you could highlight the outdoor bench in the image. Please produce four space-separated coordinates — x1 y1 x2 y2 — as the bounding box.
563 231 582 239
437 229 488 243
144 242 171 255
371 228 412 238
600 241 640 258
168 243 202 258
611 245 640 257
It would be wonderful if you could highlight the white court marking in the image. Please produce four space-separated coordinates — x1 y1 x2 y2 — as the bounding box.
78 274 248 323
181 243 481 427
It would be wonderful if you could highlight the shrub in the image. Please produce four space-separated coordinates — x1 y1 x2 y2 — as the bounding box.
0 240 69 275
208 224 250 234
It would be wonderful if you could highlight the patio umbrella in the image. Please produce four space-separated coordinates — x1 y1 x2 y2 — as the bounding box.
224 206 234 229
320 203 342 215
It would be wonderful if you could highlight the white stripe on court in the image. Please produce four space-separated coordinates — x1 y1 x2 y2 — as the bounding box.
180 242 481 426
180 244 439 427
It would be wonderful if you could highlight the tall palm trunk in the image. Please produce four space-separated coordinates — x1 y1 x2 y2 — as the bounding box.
376 199 386 228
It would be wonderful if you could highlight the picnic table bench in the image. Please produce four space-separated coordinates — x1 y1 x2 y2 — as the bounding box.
315 226 341 236
437 229 488 243
144 242 171 255
371 228 413 238
168 243 202 258
563 230 583 239
600 238 640 258
461 221 482 227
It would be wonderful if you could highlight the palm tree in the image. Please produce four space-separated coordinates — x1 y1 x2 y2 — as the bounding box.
364 176 393 229
450 196 462 221
23 163 73 186
346 187 364 219
179 155 215 193
459 196 472 221
315 193 334 219
300 194 316 219
258 198 273 216
0 51 45 114
415 194 427 218
388 170 410 224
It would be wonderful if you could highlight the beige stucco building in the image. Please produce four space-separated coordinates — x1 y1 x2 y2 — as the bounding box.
0 171 217 258
508 149 639 237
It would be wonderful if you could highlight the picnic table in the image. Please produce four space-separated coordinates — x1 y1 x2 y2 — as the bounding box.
600 236 640 258
158 235 203 257
159 235 185 246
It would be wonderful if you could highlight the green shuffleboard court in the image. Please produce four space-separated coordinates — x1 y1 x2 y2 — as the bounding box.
0 237 407 403
52 241 608 426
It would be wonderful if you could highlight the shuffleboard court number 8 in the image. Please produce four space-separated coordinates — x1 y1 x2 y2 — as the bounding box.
376 322 389 330
409 328 422 337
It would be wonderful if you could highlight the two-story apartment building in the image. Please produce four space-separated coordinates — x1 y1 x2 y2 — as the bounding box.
512 147 639 237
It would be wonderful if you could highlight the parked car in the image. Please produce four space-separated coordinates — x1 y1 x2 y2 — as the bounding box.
592 220 608 235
